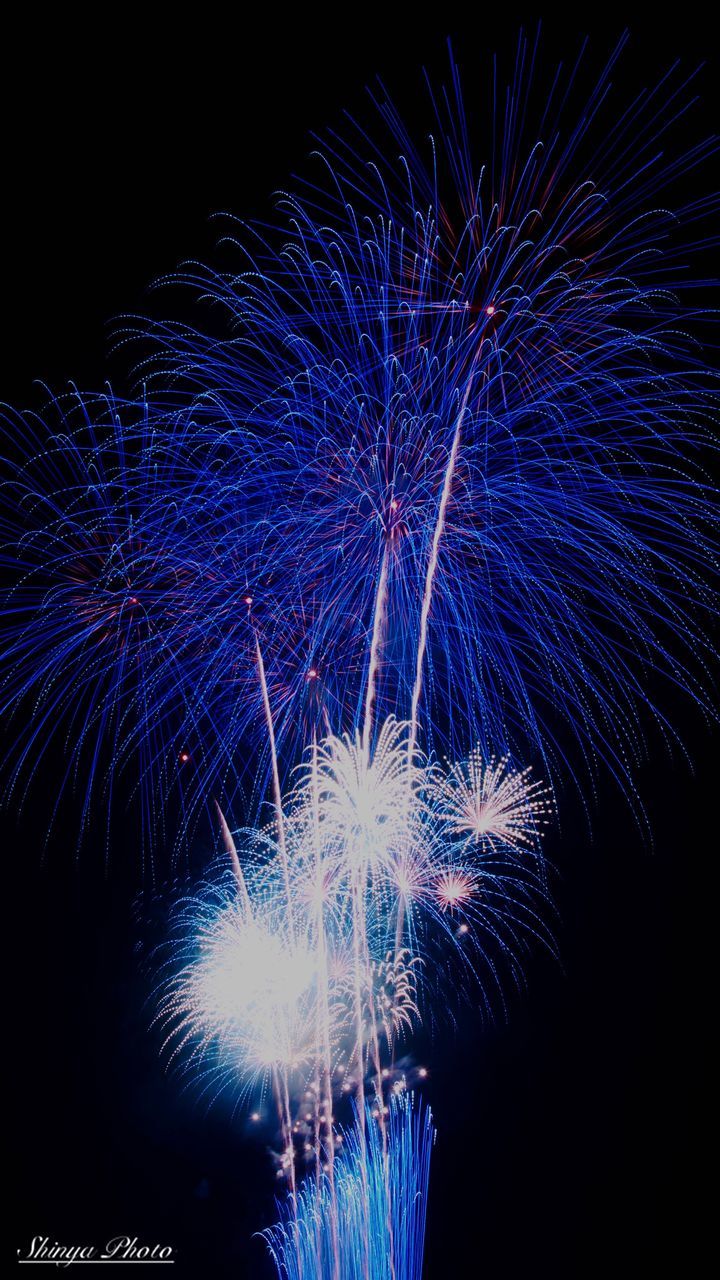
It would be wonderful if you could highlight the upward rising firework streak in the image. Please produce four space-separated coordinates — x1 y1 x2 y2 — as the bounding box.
264 1094 434 1280
1 31 717 1279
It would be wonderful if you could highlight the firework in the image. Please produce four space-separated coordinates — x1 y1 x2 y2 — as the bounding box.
121 37 718 798
155 719 553 1126
3 43 717 853
435 750 552 854
1 30 716 1280
264 1093 434 1280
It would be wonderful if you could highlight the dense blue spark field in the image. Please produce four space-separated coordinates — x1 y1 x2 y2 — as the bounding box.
264 1095 434 1280
2 38 717 856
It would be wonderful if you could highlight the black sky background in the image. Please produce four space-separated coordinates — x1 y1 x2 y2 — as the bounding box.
3 8 717 1278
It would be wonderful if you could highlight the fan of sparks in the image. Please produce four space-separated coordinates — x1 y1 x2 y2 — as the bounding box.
156 717 553 1181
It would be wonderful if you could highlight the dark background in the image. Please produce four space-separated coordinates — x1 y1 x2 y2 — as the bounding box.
3 8 717 1278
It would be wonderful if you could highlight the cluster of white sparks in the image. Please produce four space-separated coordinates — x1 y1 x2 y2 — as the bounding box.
156 717 553 1188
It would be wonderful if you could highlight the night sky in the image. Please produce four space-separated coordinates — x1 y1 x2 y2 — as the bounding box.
4 10 717 1278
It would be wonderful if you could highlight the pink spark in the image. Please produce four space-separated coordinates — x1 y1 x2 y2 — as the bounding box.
435 869 474 910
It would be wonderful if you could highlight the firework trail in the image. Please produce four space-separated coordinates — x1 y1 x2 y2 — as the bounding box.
408 377 473 763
